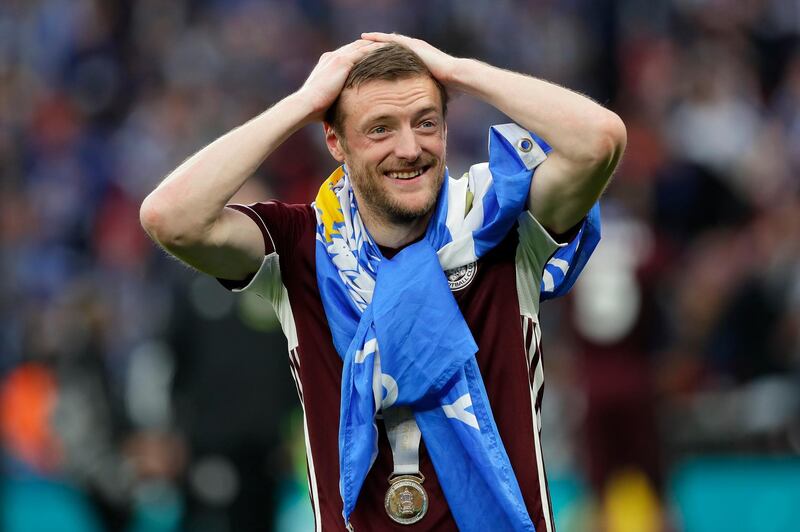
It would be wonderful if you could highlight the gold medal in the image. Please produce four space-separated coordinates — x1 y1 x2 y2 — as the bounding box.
384 474 428 525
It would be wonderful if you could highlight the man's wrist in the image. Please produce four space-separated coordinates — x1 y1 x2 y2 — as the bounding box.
284 90 324 127
446 57 489 95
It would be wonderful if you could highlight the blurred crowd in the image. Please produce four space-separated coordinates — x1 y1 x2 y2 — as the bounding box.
0 0 798 531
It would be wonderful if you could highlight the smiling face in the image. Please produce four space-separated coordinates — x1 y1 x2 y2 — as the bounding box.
325 75 447 228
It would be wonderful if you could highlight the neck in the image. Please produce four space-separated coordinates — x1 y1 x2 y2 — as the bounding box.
358 203 432 249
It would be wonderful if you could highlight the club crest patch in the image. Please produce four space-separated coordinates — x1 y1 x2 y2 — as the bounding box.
445 262 477 292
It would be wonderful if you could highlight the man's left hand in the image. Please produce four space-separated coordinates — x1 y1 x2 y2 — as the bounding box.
361 32 458 86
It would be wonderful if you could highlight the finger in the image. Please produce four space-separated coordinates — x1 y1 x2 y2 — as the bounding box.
360 32 404 43
344 41 385 60
358 41 386 52
323 40 376 63
337 39 377 53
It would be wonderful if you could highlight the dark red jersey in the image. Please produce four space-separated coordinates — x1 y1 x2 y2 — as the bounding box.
222 200 566 532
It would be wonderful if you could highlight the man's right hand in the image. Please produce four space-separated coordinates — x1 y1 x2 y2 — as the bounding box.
296 39 386 122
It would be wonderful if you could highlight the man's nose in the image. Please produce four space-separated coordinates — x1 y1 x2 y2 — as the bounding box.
393 126 422 161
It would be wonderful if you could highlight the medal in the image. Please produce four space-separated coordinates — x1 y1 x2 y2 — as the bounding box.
384 474 428 525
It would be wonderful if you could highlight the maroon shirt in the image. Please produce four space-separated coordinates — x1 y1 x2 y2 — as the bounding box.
223 200 566 532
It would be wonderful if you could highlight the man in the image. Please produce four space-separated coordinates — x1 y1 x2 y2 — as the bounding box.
141 33 625 531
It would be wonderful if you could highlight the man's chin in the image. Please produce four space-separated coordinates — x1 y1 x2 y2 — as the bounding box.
384 179 443 224
383 197 438 225
349 165 444 226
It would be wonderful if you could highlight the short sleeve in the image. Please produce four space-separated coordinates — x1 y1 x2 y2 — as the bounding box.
488 122 602 304
517 202 601 308
217 201 313 297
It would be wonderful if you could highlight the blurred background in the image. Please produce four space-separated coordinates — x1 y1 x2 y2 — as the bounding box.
1 0 799 530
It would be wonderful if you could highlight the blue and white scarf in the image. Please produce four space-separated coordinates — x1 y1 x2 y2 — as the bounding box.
313 124 600 530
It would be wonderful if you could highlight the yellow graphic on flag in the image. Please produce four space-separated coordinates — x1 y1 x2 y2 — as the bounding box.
315 166 346 243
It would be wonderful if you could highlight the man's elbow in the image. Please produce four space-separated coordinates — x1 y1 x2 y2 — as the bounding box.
140 193 169 245
139 192 199 250
587 110 627 170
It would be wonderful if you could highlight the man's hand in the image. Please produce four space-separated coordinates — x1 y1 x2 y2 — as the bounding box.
298 39 386 122
361 32 459 86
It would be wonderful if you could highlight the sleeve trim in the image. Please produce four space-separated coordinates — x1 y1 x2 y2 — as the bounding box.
522 210 568 251
227 252 276 293
227 203 276 256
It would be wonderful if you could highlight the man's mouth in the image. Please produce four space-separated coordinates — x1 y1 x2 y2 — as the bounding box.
384 165 430 180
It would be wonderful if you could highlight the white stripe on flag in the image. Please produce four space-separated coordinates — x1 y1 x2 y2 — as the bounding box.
548 257 570 274
355 338 378 363
542 269 555 292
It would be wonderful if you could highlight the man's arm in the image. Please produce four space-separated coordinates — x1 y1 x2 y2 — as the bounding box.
362 33 626 235
139 40 384 280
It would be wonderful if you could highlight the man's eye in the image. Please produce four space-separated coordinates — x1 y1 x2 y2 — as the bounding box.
371 126 387 134
421 120 435 128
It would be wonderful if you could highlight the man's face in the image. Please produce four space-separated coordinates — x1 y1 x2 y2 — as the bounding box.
331 76 447 226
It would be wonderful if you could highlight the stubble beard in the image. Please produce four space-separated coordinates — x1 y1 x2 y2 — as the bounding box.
346 156 445 226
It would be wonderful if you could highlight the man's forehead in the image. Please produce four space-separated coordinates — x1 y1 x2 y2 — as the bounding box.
340 76 443 121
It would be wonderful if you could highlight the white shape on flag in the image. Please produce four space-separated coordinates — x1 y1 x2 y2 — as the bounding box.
381 373 399 409
549 258 570 274
442 393 479 430
542 269 555 292
354 338 378 363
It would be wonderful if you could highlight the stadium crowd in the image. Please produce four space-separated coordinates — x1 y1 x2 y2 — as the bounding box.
1 0 798 530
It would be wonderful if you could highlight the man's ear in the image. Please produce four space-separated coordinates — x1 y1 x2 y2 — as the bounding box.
323 123 346 163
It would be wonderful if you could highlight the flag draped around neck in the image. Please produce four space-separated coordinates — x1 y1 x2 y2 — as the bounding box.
312 123 600 531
